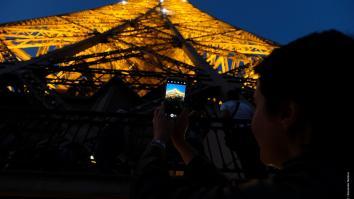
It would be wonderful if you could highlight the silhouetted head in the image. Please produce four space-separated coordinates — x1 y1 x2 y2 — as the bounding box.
226 88 241 101
252 30 353 169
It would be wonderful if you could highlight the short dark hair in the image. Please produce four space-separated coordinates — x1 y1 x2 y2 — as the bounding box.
255 30 353 167
226 88 241 100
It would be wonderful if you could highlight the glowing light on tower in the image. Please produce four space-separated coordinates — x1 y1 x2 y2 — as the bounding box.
161 8 169 14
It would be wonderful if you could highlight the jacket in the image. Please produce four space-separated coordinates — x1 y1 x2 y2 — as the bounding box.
132 142 344 199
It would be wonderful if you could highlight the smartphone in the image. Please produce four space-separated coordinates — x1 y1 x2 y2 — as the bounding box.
164 78 187 118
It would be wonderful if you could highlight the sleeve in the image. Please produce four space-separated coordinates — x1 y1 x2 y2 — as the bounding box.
184 154 229 187
131 143 171 199
132 143 272 199
132 143 232 199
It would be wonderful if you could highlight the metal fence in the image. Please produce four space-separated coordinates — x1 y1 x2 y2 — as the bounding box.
0 108 252 180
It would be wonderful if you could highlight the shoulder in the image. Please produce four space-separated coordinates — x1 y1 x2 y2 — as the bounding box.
220 100 236 111
222 100 237 107
240 100 254 109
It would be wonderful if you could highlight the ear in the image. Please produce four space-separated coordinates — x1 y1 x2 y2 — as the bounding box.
279 100 299 131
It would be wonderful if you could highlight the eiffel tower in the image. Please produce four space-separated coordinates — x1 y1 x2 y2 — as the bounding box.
0 1 277 196
0 0 277 110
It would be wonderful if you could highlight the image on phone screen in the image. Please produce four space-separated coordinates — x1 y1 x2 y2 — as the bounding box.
164 80 186 118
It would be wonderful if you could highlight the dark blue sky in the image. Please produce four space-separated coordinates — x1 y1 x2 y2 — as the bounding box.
0 0 353 44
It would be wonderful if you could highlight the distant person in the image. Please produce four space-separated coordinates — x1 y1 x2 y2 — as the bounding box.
220 88 254 121
132 30 352 199
221 88 265 179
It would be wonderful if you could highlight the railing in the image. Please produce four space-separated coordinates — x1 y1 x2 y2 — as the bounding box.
0 108 149 172
0 108 251 176
0 108 268 198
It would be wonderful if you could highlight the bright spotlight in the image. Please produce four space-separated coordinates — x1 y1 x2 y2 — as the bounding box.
161 8 169 14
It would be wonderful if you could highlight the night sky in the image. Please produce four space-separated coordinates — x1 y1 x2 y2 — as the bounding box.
0 0 353 44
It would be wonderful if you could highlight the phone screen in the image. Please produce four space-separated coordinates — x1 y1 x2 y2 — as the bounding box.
164 79 187 118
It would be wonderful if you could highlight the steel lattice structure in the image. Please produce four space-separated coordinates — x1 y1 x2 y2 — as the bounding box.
0 0 278 109
0 2 279 192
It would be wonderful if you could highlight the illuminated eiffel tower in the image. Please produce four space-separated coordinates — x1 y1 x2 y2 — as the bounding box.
0 0 278 110
0 2 279 193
